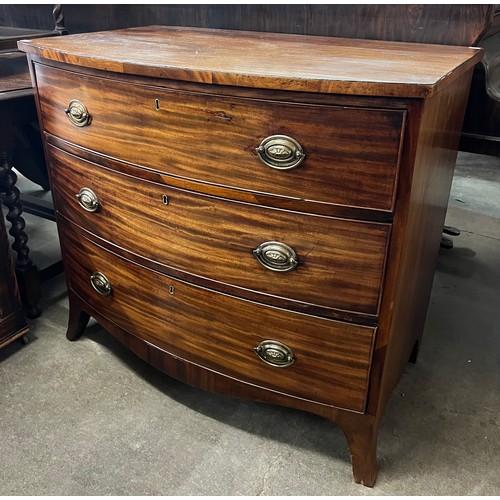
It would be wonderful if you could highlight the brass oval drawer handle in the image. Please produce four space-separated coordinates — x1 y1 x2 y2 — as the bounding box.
253 241 298 272
64 99 91 127
254 340 295 368
75 187 99 212
256 134 305 170
90 272 112 296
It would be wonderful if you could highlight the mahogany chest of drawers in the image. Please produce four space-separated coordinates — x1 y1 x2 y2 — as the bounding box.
19 27 482 486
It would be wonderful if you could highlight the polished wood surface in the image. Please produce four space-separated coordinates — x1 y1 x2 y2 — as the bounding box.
48 144 389 318
376 72 475 410
6 4 495 155
61 221 376 413
35 63 406 214
22 27 480 487
19 26 482 98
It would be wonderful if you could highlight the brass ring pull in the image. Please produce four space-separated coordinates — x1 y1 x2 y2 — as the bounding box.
256 134 305 170
75 187 99 212
254 340 295 368
253 241 298 272
90 272 112 296
64 99 91 127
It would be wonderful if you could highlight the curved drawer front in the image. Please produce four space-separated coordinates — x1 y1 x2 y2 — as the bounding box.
62 225 375 413
49 145 390 316
36 63 405 213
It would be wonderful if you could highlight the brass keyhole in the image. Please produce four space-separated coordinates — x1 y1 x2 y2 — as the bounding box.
168 285 175 295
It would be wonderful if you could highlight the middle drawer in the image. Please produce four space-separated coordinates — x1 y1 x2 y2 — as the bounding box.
49 144 390 317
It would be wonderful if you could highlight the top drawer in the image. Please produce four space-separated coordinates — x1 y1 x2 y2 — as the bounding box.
35 63 406 213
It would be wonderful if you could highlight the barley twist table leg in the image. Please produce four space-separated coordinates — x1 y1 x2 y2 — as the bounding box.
0 151 41 318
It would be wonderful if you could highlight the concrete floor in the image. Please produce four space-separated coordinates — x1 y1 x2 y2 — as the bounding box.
1 152 499 495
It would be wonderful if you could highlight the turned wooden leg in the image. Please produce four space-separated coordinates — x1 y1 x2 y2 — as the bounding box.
337 415 379 487
66 299 91 341
0 151 41 318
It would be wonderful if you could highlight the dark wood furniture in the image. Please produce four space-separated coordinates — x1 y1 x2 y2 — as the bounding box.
0 49 42 318
0 26 55 52
0 15 66 317
0 206 29 349
460 7 500 156
19 27 482 486
3 4 495 154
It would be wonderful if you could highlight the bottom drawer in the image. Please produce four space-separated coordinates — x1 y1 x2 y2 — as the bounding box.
62 226 376 413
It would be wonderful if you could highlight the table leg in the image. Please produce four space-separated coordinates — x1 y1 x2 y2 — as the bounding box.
0 150 41 318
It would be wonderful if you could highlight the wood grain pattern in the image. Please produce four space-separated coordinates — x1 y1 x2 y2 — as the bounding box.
63 286 370 425
342 68 477 486
61 221 376 413
48 144 390 317
19 26 483 98
46 134 396 224
24 27 481 487
35 63 405 214
375 70 475 411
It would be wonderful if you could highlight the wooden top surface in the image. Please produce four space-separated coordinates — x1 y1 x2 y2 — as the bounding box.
0 26 56 52
0 52 33 99
18 25 484 98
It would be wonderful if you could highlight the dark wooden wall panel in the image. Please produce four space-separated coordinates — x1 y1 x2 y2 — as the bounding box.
1 4 497 155
0 4 493 45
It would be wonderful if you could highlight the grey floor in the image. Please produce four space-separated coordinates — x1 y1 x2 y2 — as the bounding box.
1 152 499 495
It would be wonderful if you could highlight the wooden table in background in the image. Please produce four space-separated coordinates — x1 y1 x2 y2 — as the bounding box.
0 27 53 319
